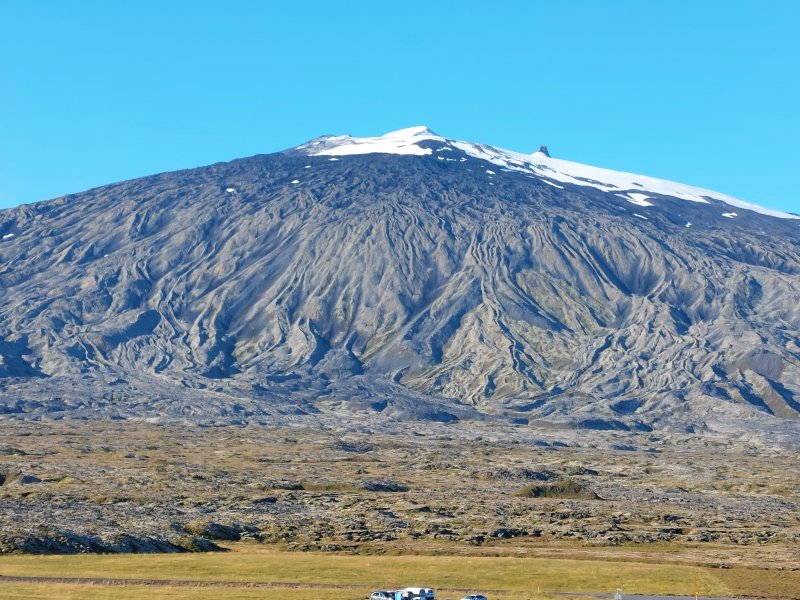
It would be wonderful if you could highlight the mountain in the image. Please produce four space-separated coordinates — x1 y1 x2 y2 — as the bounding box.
1 127 799 436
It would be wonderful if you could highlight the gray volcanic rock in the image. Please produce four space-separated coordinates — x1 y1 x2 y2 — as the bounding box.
1 127 799 436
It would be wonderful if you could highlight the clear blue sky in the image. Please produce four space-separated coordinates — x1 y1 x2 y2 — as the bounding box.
2 1 799 213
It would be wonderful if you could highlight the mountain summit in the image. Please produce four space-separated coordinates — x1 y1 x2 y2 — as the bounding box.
304 127 796 219
1 127 799 436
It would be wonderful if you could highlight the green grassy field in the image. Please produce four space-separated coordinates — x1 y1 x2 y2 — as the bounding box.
0 583 328 600
0 547 739 600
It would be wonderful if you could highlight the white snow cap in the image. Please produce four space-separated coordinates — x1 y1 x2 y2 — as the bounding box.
301 126 797 220
302 126 442 157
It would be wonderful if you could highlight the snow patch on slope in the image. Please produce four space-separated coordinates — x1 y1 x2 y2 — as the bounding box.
300 126 797 220
616 193 654 207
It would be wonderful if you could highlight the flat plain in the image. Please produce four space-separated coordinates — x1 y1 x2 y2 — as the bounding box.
0 420 798 599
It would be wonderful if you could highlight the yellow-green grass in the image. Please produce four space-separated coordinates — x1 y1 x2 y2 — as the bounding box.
0 549 728 596
0 582 598 600
714 568 800 600
0 583 347 600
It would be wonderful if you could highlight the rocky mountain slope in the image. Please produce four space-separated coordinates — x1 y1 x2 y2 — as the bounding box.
1 127 799 435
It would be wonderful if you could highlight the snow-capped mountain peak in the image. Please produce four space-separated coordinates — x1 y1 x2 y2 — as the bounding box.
3 123 800 432
299 126 443 157
300 127 797 220
383 125 439 138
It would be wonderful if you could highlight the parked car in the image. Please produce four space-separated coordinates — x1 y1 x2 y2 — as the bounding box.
370 592 393 600
403 587 435 600
460 595 488 600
